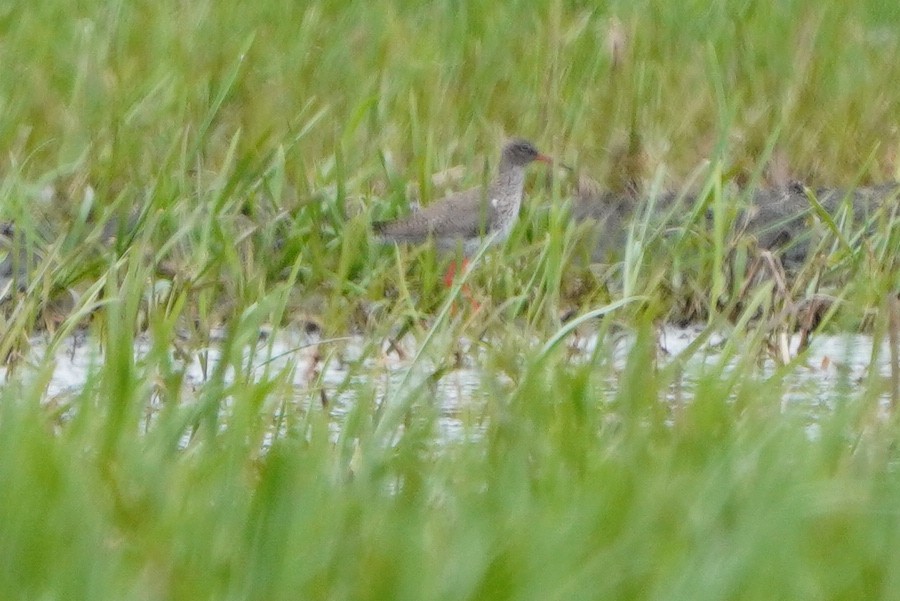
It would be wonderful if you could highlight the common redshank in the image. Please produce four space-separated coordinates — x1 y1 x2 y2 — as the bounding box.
374 138 552 287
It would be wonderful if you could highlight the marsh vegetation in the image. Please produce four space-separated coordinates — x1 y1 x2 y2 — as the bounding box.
0 1 898 599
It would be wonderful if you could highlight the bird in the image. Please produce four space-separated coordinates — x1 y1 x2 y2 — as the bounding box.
373 138 553 289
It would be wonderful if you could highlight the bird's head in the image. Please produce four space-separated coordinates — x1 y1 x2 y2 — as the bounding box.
502 138 552 166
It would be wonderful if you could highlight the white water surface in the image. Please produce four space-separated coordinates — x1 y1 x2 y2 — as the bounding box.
2 324 896 442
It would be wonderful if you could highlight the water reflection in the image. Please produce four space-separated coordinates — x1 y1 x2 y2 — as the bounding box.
3 324 895 443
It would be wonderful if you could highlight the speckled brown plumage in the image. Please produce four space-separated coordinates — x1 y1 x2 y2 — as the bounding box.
374 139 552 256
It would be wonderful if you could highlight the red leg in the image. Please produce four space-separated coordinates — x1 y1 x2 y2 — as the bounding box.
442 259 480 313
442 258 470 288
443 260 458 288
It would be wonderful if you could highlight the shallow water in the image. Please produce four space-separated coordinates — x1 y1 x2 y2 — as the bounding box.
2 324 896 442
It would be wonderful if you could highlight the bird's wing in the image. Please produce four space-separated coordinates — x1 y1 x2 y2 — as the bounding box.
374 188 495 243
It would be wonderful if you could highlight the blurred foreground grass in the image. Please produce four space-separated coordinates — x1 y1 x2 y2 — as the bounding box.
0 0 898 599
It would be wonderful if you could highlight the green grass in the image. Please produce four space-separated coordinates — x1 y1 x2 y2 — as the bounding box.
0 0 899 599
